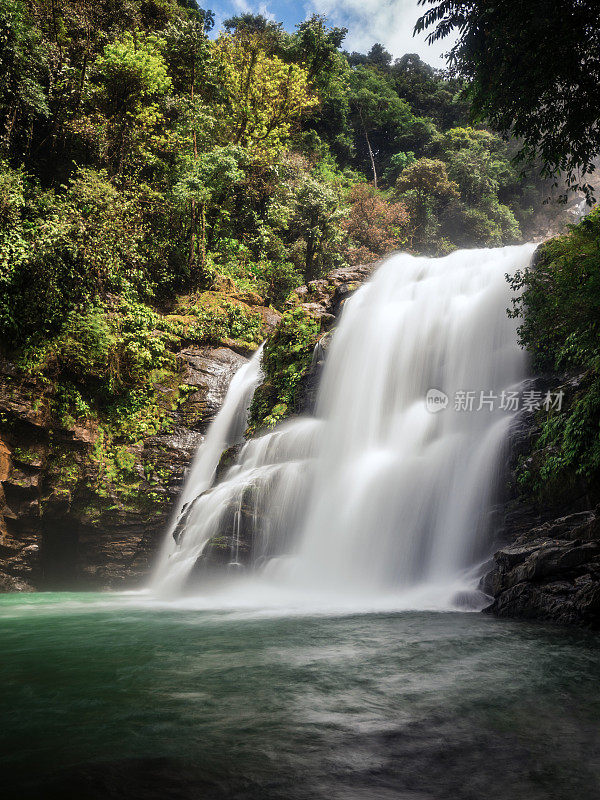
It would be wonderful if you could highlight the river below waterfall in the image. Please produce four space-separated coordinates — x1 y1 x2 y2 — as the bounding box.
1 594 599 799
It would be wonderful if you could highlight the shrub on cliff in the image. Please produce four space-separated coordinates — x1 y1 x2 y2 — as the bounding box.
248 307 321 432
40 302 172 396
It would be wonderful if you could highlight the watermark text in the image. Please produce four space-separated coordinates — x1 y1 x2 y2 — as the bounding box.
425 389 564 413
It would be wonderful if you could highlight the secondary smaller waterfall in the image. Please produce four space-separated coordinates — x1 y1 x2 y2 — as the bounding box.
153 244 536 608
151 345 263 590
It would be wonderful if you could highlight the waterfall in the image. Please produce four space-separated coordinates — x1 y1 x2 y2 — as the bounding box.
153 245 535 608
151 345 264 591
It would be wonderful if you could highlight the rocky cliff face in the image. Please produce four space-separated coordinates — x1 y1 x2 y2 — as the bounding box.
0 346 255 591
289 262 377 414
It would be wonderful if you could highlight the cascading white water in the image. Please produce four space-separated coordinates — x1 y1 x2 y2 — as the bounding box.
153 245 535 608
151 345 264 590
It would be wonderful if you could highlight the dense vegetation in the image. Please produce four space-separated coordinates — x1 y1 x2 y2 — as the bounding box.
510 209 600 503
417 0 600 202
0 0 561 444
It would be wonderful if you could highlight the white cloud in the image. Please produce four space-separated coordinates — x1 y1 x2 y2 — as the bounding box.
258 3 276 22
305 0 454 68
232 0 252 12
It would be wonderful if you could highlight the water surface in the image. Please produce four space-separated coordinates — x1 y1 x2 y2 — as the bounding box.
1 594 598 799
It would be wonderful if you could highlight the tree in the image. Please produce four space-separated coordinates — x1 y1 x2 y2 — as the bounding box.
164 13 212 100
223 12 284 40
291 176 344 282
0 0 48 155
395 157 459 249
0 167 149 343
348 67 422 188
438 127 511 205
92 32 172 173
437 127 521 245
391 53 468 130
343 183 410 264
213 32 318 153
290 15 352 165
383 151 415 185
290 14 347 87
174 145 246 284
221 12 288 59
416 0 600 201
365 43 393 69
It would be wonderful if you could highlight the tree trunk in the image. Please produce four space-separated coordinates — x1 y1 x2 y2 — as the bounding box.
305 229 316 283
364 128 377 188
199 202 206 273
188 199 197 279
188 58 202 286
191 58 198 158
358 107 377 188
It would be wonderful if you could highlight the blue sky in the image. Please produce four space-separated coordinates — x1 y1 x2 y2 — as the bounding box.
207 1 452 68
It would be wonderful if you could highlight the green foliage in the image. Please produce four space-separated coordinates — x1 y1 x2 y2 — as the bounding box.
510 211 600 374
0 167 160 343
93 32 172 112
290 175 346 282
509 210 600 496
390 53 468 130
37 299 172 397
347 66 431 186
55 311 117 384
248 308 321 431
212 31 318 152
0 1 550 336
383 151 416 185
395 157 458 251
0 0 48 155
163 13 212 95
175 292 263 345
92 31 172 171
259 261 302 308
393 129 523 251
175 145 246 205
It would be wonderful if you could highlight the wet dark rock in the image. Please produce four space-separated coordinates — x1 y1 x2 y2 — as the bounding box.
290 263 377 327
0 346 249 591
293 332 332 417
286 265 377 417
175 346 247 428
215 443 244 483
484 509 600 627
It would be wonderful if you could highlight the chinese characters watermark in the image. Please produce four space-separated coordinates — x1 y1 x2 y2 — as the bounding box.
425 389 563 414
